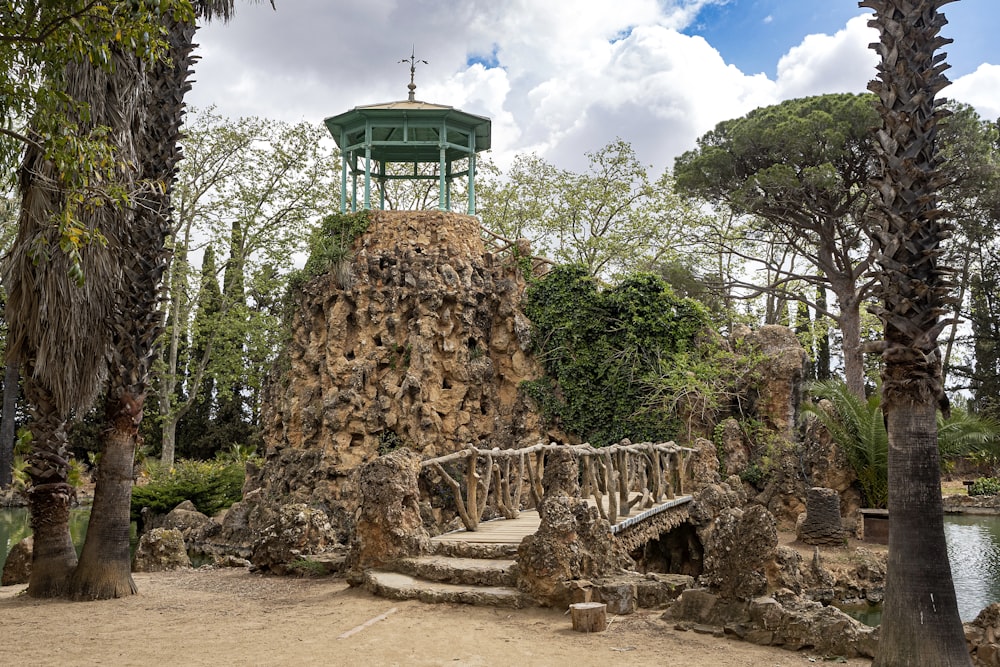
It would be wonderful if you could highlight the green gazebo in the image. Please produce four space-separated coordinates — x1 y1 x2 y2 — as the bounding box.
324 62 491 215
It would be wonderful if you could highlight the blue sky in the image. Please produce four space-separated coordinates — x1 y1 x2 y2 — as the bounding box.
189 0 1000 172
688 0 995 79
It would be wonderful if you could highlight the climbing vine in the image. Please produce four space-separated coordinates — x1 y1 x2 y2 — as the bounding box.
523 265 712 445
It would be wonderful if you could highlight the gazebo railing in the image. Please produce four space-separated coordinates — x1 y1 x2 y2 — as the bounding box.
420 441 695 532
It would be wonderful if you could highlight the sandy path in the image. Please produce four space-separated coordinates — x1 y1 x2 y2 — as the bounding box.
0 568 872 667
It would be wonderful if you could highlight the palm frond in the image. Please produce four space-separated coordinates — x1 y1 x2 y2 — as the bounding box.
803 379 888 508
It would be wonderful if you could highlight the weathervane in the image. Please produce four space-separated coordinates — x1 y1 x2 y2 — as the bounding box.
400 47 428 102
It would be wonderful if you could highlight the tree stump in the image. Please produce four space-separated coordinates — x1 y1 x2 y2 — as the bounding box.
570 602 607 633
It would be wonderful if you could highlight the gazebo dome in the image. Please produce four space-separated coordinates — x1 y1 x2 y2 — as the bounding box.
324 72 491 215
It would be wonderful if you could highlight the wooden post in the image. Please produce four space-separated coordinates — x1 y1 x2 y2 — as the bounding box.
570 602 607 633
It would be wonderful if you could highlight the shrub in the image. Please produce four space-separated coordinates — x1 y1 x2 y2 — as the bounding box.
522 265 710 445
286 211 370 295
131 459 246 521
969 477 1000 497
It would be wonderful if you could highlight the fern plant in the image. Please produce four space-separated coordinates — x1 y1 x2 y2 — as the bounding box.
802 379 888 508
803 380 1000 509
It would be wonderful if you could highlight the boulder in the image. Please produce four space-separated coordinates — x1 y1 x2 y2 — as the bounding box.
967 603 1000 666
132 528 191 572
688 438 722 491
1 536 32 585
666 588 877 659
716 418 749 477
700 504 778 600
250 503 337 574
162 501 214 537
347 448 429 575
516 495 633 608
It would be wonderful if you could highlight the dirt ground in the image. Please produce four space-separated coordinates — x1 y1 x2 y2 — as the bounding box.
0 567 873 667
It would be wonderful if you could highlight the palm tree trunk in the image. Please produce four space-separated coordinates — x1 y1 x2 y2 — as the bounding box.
863 0 971 663
0 361 18 489
878 395 966 663
22 379 77 598
69 399 138 600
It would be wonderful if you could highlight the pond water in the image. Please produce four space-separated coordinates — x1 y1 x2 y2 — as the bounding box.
945 513 1000 622
0 506 92 571
838 513 1000 626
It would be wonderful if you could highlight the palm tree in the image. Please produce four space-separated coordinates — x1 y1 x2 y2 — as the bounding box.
68 0 272 600
861 0 971 663
2 56 132 597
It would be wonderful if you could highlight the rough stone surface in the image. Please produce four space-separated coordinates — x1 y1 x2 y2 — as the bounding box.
688 438 722 491
797 487 845 545
665 588 878 659
747 326 807 442
717 417 749 477
132 528 191 572
801 410 862 518
516 495 633 608
945 495 1000 512
162 501 214 537
700 504 778 600
967 603 1000 666
1 536 32 585
595 580 637 615
253 210 548 538
687 478 746 529
348 448 429 575
250 503 338 574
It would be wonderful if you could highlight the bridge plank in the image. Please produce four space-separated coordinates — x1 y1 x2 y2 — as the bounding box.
430 493 693 547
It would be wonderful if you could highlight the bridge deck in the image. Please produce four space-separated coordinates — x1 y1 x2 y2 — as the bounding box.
431 494 693 547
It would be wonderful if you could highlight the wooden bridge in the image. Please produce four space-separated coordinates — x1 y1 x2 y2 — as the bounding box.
420 441 696 551
360 441 699 607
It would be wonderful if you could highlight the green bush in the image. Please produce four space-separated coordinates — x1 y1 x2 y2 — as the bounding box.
131 459 246 521
803 379 1000 508
969 477 1000 497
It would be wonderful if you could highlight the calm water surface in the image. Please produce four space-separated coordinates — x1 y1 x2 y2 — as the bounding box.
945 513 1000 622
0 506 91 571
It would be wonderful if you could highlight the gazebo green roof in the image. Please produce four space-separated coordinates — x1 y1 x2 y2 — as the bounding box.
324 97 492 214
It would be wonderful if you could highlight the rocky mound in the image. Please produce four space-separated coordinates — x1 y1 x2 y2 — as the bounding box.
249 210 548 540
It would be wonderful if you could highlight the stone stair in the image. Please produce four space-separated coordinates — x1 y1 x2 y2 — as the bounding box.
362 539 530 608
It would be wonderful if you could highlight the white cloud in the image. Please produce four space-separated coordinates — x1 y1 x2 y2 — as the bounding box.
187 4 994 178
775 15 878 99
948 64 1000 121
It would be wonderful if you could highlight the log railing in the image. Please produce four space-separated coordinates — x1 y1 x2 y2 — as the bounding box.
420 441 695 532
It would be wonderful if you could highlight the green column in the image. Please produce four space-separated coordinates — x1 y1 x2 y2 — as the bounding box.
339 131 348 213
438 146 446 211
468 151 476 215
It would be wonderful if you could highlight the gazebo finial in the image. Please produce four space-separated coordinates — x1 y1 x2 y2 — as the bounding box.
399 46 428 102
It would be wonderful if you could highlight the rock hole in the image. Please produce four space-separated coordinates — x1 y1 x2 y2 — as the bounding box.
630 522 704 577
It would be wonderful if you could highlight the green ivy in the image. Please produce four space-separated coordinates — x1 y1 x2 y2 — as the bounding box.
523 265 711 445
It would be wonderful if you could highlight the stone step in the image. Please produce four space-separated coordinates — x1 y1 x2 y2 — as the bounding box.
364 570 530 608
395 555 517 587
428 539 520 560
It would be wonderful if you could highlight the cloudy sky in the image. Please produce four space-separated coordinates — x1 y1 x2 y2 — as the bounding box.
187 0 1000 173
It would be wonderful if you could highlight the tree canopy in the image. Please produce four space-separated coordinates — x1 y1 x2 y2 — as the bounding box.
674 93 881 397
